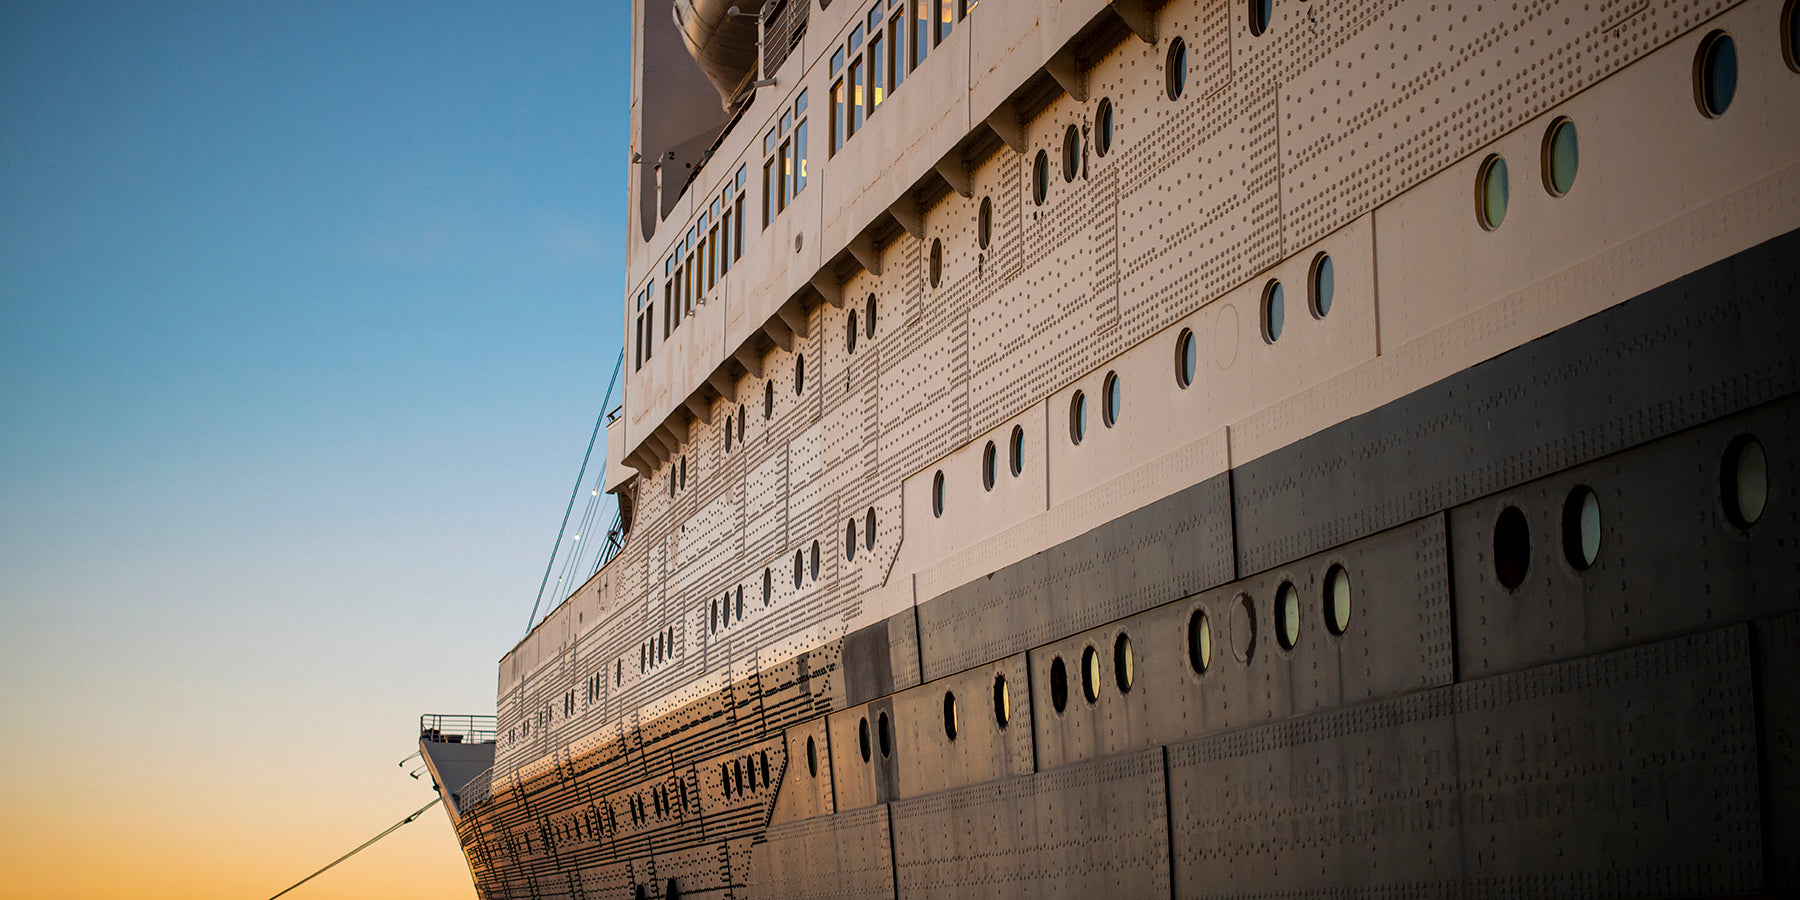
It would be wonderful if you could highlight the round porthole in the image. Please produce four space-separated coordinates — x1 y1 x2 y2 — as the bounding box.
810 540 820 580
1188 608 1212 674
1080 645 1101 703
795 354 805 394
865 507 877 550
866 293 877 337
1070 391 1088 444
993 673 1011 727
794 550 804 588
1049 656 1069 713
1175 328 1197 388
1696 30 1738 118
1309 253 1334 318
1009 425 1024 476
877 711 891 758
1275 581 1300 650
1542 117 1579 198
943 691 959 741
858 716 871 761
1248 0 1272 36
1166 37 1187 100
1262 279 1285 343
1494 505 1531 589
1113 633 1134 693
982 441 998 491
1324 564 1351 636
929 238 943 288
932 470 946 517
846 518 858 561
806 734 819 776
1095 98 1114 156
1722 434 1768 528
1062 124 1080 182
1102 371 1121 427
1032 150 1049 205
978 197 992 249
847 310 859 353
764 380 774 418
1476 154 1509 231
1561 486 1602 570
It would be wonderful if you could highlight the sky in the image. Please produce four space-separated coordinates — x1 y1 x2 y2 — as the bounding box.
1 3 628 897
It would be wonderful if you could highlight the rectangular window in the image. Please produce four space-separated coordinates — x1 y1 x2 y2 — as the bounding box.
830 80 845 154
733 167 747 258
764 126 778 158
868 32 885 112
707 226 719 290
719 207 732 274
912 0 930 69
849 23 863 53
762 159 774 228
889 12 906 90
848 57 864 137
792 119 807 195
936 0 952 44
777 139 790 212
961 0 975 14
831 46 844 75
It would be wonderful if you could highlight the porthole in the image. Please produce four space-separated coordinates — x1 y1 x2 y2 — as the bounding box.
794 550 804 589
1095 98 1114 157
1560 486 1602 570
1261 279 1285 343
1081 646 1101 703
1309 253 1334 319
724 419 732 452
738 405 746 442
1049 656 1069 713
993 674 1011 727
795 354 806 395
1070 391 1088 444
762 568 772 605
1102 371 1121 427
1187 608 1212 674
666 878 681 900
1786 0 1800 72
1165 37 1187 100
1695 30 1738 118
1113 633 1134 693
1275 581 1300 650
636 885 648 900
679 455 687 489
1175 328 1197 388
1476 154 1509 231
710 599 719 633
846 518 858 561
877 711 891 758
1062 124 1080 182
866 293 877 338
847 310 859 353
932 470 946 517
865 507 876 549
806 734 818 776
735 585 743 619
760 751 770 785
978 197 992 249
1722 434 1768 528
929 238 942 288
810 540 820 580
1541 118 1579 198
982 441 998 491
1231 593 1256 663
1494 505 1531 589
1248 0 1272 36
1323 565 1351 636
764 380 774 418
1032 150 1049 205
858 716 872 761
1009 425 1025 476
943 691 959 741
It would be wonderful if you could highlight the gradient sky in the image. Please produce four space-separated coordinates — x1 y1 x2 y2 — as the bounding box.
1 3 628 897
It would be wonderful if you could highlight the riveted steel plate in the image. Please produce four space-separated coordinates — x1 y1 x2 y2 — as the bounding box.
652 842 730 900
828 696 900 811
890 653 1035 799
769 717 835 824
1756 611 1800 893
1234 227 1800 577
1452 395 1800 679
1168 626 1761 898
748 803 897 900
918 472 1235 682
842 607 924 707
1031 515 1453 770
889 747 1169 900
692 736 786 844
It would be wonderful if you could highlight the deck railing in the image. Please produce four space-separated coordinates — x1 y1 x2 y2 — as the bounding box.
418 713 497 744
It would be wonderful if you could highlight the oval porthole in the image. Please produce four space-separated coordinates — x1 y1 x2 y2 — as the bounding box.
735 585 743 619
1032 150 1049 205
1175 328 1197 388
846 518 858 561
764 380 774 419
1095 98 1114 157
1324 564 1351 636
1275 581 1300 650
1476 154 1509 231
1695 30 1738 118
1113 633 1134 693
762 567 772 605
877 711 891 758
1062 124 1080 182
1722 434 1769 528
1166 37 1187 100
1102 371 1122 427
1561 486 1602 570
1249 0 1272 36
1262 279 1285 343
982 441 998 491
795 354 805 395
993 674 1011 727
865 507 877 550
1787 0 1800 72
1542 117 1579 198
866 293 878 338
929 238 943 288
637 885 648 900
943 691 959 741
1494 505 1531 589
1009 426 1025 476
847 310 859 353
794 550 804 589
679 455 687 489
932 470 946 517
1049 656 1069 713
724 419 733 453
1309 253 1334 319
738 405 746 442
858 716 871 762
806 734 819 776
978 197 992 249
1231 593 1257 663
810 540 820 580
1188 608 1213 674
1070 391 1088 444
1080 645 1101 703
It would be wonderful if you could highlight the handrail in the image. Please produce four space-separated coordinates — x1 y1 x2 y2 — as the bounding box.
418 713 497 744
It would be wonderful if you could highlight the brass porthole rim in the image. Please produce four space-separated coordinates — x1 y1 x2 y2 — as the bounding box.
1475 153 1507 231
1307 252 1332 319
1693 30 1735 119
1540 116 1575 199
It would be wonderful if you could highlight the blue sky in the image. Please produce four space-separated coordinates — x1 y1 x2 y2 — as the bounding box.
0 2 629 895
